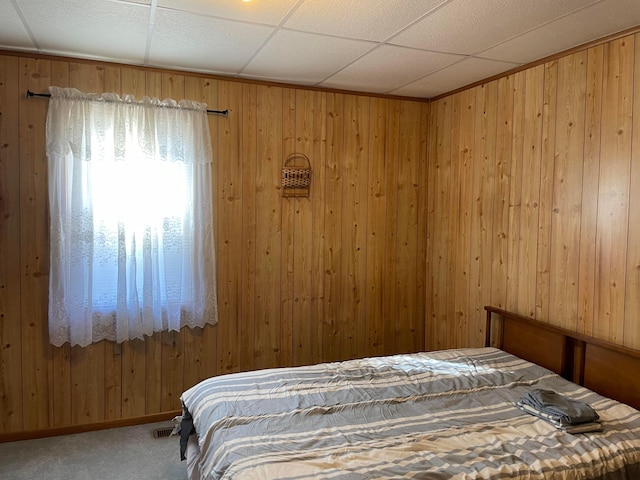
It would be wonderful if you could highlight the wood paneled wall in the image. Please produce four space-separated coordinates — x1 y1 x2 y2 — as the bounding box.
0 52 428 434
426 32 640 352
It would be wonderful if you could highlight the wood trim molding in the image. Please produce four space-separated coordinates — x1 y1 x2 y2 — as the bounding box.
0 411 181 444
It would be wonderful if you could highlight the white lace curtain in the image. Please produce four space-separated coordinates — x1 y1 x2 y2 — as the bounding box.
46 86 217 347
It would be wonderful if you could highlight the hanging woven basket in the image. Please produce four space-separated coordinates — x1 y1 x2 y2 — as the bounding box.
281 153 311 198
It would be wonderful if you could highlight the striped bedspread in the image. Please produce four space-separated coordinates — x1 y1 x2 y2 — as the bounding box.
181 348 640 479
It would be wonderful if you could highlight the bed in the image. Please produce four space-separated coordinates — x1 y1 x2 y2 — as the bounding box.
179 307 640 479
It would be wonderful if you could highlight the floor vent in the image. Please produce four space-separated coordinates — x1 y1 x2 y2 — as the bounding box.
152 427 174 439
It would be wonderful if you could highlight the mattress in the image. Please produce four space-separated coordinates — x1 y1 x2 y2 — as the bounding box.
181 347 640 479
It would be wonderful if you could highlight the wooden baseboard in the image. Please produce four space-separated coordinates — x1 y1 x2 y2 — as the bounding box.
0 411 181 444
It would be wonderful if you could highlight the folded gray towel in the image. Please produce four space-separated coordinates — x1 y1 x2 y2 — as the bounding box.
520 389 599 425
516 401 602 433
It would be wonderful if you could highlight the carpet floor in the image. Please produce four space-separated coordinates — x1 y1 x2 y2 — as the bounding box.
0 421 187 479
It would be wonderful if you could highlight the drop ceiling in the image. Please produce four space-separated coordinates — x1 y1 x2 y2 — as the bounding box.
2 0 640 99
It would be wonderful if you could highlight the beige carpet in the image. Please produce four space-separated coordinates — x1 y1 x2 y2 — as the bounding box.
0 421 187 479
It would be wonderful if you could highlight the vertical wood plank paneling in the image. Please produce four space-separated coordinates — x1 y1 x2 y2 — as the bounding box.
446 94 461 349
341 94 360 359
578 45 604 337
426 32 640 350
217 80 243 374
310 92 327 365
341 95 369 360
430 98 451 350
415 102 429 351
20 57 53 429
624 33 640 349
506 71 526 313
425 102 438 351
121 336 145 419
469 82 497 347
491 75 514 311
0 55 23 433
549 52 587 330
594 37 634 344
365 98 388 357
536 60 558 324
454 89 474 348
467 84 485 347
518 65 544 318
68 62 106 425
382 100 400 355
396 101 423 353
292 89 314 366
255 85 282 368
239 83 257 373
281 88 295 367
322 93 344 361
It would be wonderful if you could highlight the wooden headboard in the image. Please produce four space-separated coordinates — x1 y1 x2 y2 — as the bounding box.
484 306 640 411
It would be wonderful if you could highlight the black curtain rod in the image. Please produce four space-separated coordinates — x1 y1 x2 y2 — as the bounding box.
26 90 228 117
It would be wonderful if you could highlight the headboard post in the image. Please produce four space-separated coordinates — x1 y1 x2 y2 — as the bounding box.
484 308 492 347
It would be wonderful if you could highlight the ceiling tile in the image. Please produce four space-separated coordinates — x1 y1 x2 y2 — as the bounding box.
242 30 373 84
157 0 299 25
284 0 447 41
390 0 600 55
480 0 640 64
0 2 34 50
320 45 462 94
391 57 518 98
15 0 148 62
149 8 274 74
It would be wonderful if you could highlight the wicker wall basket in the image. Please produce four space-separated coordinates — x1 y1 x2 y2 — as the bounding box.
281 153 311 198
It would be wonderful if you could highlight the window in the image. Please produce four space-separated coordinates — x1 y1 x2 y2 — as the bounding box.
46 87 217 347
